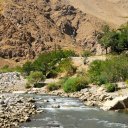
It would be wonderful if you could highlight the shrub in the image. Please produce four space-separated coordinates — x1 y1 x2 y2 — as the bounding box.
22 61 34 75
63 77 88 93
99 24 128 53
14 66 23 73
47 83 61 91
27 71 44 84
0 65 23 73
34 83 45 88
55 58 76 75
105 83 117 92
32 50 76 77
25 82 32 89
46 70 58 78
88 55 128 85
82 50 92 57
0 65 13 73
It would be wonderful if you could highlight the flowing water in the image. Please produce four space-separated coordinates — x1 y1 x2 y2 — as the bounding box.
21 94 128 128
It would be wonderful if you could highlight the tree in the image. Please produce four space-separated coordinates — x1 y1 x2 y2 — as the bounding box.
99 25 128 53
22 61 33 75
27 71 44 84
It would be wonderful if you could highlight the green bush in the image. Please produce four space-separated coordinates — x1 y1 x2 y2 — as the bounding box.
25 82 32 89
34 83 45 88
82 50 92 57
27 71 44 84
88 55 128 85
32 50 76 77
105 83 117 92
63 77 88 93
0 65 13 73
46 70 58 78
99 24 128 53
55 58 76 75
0 65 23 73
22 61 33 75
47 83 61 91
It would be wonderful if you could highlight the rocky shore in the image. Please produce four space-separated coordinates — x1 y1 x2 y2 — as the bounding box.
0 94 37 128
0 72 27 93
29 82 128 111
0 72 128 128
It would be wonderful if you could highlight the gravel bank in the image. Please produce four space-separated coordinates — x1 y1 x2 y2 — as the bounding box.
0 94 37 128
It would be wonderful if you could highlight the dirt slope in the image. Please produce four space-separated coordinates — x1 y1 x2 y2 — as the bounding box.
66 0 128 26
0 0 106 62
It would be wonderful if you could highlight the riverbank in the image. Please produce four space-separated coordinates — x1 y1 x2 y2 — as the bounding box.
0 94 37 128
0 71 128 128
0 72 128 111
11 81 128 111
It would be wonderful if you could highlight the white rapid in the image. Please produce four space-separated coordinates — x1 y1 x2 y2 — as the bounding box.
21 94 128 128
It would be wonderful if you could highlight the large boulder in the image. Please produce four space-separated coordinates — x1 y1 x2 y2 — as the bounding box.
101 96 128 111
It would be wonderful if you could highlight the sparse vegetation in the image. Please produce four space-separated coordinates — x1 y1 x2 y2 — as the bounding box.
55 58 76 75
88 54 128 85
105 83 117 92
25 82 32 89
82 50 92 57
99 25 128 53
63 76 88 93
0 65 23 73
47 82 61 91
27 71 44 85
22 50 76 78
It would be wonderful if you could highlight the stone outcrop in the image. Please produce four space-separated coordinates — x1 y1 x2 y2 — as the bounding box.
101 96 128 111
0 0 105 61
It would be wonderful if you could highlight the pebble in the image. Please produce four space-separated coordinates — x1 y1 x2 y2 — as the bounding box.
0 94 37 127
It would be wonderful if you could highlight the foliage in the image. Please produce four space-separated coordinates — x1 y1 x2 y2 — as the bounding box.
0 65 23 73
88 54 128 85
63 76 88 93
99 24 128 53
105 83 117 92
25 82 32 89
34 83 45 88
47 82 61 91
27 71 44 84
22 61 33 75
0 65 12 73
82 50 92 57
29 50 76 77
55 58 76 75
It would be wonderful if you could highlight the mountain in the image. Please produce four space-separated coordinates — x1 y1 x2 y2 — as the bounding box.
2 0 127 61
66 0 128 26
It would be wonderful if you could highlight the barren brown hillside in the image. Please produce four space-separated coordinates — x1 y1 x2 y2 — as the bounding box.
0 0 106 62
66 0 128 26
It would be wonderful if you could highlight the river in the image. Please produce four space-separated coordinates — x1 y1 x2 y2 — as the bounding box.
21 94 128 128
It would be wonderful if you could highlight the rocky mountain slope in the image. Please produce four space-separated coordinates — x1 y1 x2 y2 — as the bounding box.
66 0 128 26
0 0 106 61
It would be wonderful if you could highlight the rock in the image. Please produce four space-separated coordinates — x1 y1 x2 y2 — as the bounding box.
44 100 49 103
52 104 60 108
0 94 37 127
101 96 128 111
28 98 35 103
80 88 89 93
13 91 27 94
24 116 31 122
85 101 95 106
99 94 108 101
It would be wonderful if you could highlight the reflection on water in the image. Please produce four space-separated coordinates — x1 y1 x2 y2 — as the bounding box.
21 95 128 128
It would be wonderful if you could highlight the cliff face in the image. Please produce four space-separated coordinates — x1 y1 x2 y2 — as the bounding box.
0 0 105 61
